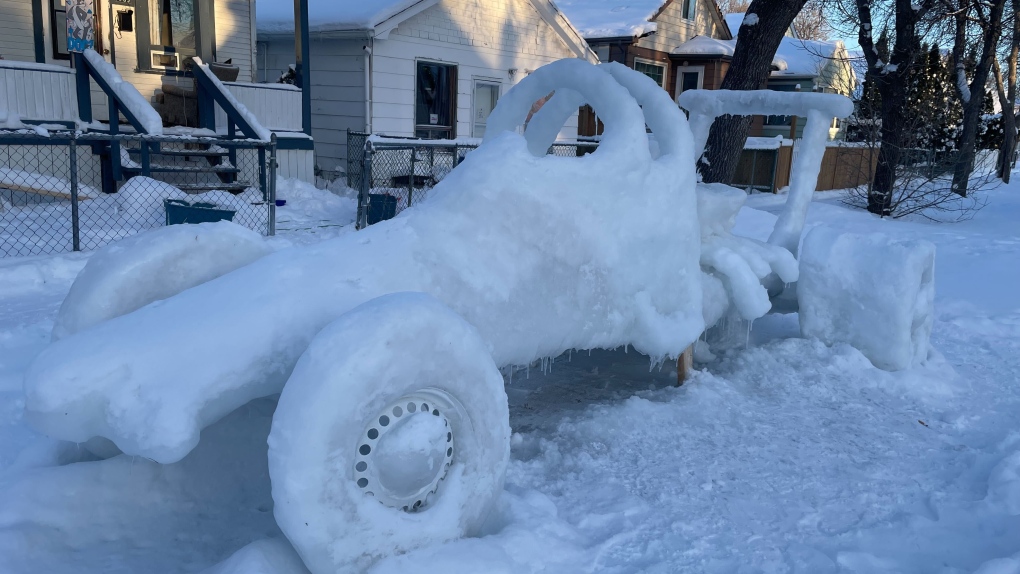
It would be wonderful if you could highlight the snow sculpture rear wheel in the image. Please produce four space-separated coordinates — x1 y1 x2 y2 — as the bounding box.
268 293 510 574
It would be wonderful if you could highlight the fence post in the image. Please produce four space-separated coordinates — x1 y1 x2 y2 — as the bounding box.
141 136 151 176
407 147 416 208
268 134 278 236
357 145 372 230
69 134 81 252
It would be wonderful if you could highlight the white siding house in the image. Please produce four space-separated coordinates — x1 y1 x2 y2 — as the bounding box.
256 0 597 175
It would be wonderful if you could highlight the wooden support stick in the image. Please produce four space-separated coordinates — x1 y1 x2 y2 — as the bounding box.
676 344 694 386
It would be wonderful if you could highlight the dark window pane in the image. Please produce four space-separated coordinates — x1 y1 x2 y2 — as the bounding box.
416 62 457 139
634 61 664 87
681 71 700 92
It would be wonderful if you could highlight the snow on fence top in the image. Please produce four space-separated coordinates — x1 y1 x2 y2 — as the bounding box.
256 0 423 33
83 50 163 135
551 0 667 38
678 89 853 120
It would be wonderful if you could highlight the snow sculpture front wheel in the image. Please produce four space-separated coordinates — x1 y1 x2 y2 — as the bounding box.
268 293 511 574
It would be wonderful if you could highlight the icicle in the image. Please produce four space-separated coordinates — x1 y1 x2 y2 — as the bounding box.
526 363 530 379
745 320 751 349
569 349 572 362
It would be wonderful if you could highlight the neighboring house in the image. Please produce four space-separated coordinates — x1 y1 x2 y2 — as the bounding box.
552 0 732 128
255 0 598 176
673 13 857 139
552 3 855 141
1 0 258 123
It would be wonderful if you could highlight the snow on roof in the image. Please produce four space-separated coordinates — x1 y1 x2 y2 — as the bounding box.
673 34 844 78
256 0 425 33
673 35 737 57
773 39 842 77
551 0 668 38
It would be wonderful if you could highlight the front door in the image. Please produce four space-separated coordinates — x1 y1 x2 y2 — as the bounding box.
675 66 704 101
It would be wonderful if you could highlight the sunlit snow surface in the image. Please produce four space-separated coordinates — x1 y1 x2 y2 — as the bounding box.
0 181 1019 573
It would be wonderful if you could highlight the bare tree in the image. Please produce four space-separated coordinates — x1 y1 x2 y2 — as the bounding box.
699 0 811 185
949 0 1008 196
717 0 753 13
793 1 834 40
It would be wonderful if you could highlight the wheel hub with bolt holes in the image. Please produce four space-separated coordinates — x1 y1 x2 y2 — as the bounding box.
354 389 457 512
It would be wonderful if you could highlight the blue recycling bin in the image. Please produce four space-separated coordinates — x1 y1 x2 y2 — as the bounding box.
164 199 236 225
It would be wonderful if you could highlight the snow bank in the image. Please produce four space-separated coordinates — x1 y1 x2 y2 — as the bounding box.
798 227 935 371
51 221 271 340
117 176 267 229
82 50 163 135
23 60 705 463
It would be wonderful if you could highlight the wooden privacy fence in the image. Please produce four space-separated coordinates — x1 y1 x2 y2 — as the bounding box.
774 143 879 192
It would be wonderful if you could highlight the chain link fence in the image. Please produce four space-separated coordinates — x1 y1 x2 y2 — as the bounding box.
347 132 598 228
1 131 276 257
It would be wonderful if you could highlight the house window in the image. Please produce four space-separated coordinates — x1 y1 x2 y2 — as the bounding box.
472 80 500 138
134 0 210 71
634 59 666 88
416 61 458 140
51 0 70 60
151 0 196 52
681 0 696 20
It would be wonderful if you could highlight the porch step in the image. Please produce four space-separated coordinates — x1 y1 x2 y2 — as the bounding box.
123 164 239 174
147 148 230 158
175 183 250 194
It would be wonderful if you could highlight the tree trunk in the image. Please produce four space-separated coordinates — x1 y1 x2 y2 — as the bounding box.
699 0 808 184
993 1 1019 182
870 73 910 215
993 57 1018 182
951 0 1007 197
855 0 934 215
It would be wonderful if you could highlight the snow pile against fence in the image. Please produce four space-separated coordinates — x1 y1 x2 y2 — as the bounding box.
82 50 163 135
23 60 706 464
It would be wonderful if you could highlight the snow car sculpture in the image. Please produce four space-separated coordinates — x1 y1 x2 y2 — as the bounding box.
23 60 854 573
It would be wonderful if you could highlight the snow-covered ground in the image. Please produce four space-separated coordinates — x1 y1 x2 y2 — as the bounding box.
0 177 1018 573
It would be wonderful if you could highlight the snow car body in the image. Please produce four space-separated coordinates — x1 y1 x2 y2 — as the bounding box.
21 60 856 573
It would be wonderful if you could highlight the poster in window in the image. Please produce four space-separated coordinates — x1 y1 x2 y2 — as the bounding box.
66 0 96 53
